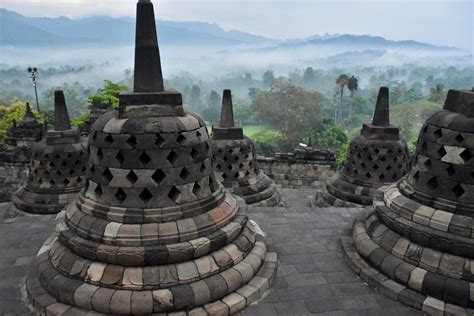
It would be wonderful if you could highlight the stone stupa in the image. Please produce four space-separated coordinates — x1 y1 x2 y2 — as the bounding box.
211 90 284 207
11 91 88 214
314 87 410 207
25 1 277 315
4 102 43 147
343 89 474 314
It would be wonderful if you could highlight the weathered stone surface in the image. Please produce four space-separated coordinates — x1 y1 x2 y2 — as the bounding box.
10 91 87 214
25 1 276 315
314 87 410 208
211 90 284 207
347 90 474 314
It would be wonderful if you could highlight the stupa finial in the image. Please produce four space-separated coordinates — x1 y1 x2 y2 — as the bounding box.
220 89 235 128
133 0 164 92
372 87 390 127
54 90 71 131
21 102 38 125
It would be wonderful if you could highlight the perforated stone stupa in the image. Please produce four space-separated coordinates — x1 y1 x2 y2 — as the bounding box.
212 90 283 207
4 102 43 147
26 1 277 315
314 87 410 207
342 89 474 314
11 91 87 214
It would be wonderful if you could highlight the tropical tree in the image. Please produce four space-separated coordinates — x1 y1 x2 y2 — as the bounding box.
262 70 275 87
347 75 359 119
335 74 349 124
429 83 446 104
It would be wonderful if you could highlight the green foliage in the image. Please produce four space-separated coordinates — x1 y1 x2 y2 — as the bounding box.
233 105 252 124
87 80 129 110
0 99 43 144
251 80 324 152
336 142 349 168
250 129 281 156
315 125 348 149
71 113 90 127
391 100 442 143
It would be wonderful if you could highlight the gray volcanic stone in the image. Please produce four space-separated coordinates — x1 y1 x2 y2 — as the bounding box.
211 90 284 207
345 90 474 313
26 1 277 315
11 90 87 214
315 87 410 207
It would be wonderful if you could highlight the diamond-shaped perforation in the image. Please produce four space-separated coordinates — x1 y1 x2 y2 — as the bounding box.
460 149 472 163
455 134 465 144
139 189 153 203
446 165 456 177
200 163 206 173
437 146 447 158
154 134 165 147
97 148 104 161
95 184 103 196
453 184 465 198
180 167 190 181
69 169 74 176
365 172 372 179
413 171 420 181
105 134 114 144
196 130 202 139
49 179 56 185
152 170 166 185
426 177 439 190
424 159 432 169
379 174 385 181
191 148 199 162
49 162 55 168
77 177 82 183
62 161 68 167
116 151 125 165
102 168 113 183
126 170 138 184
433 128 443 139
126 135 137 148
193 183 201 197
177 134 186 145
63 179 70 185
168 186 181 203
115 188 127 202
55 154 61 160
56 170 62 176
139 152 151 165
167 150 178 165
421 142 428 151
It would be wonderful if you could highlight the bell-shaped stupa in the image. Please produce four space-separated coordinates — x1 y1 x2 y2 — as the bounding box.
5 102 43 147
343 89 474 314
11 91 87 214
314 87 410 207
212 90 284 207
26 1 277 314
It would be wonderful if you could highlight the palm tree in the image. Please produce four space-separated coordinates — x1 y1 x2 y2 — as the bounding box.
336 74 349 123
347 75 359 119
429 83 445 104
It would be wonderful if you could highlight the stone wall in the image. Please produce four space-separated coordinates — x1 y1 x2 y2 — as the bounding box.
0 147 30 202
258 152 335 189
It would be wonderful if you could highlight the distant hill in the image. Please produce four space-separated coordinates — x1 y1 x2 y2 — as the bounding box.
0 8 458 52
0 8 276 47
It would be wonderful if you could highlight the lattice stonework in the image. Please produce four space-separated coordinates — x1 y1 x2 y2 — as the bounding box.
25 2 277 315
343 89 474 314
314 87 410 207
211 89 283 207
11 91 87 215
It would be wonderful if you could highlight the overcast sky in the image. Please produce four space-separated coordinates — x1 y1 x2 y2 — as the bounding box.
2 0 473 50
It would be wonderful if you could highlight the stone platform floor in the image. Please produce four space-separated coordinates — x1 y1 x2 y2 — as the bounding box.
0 189 420 315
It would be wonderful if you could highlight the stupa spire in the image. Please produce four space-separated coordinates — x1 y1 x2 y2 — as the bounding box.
22 102 38 125
133 0 164 92
220 89 235 127
54 90 71 131
372 87 390 126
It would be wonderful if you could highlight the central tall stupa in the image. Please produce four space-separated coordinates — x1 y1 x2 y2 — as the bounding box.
26 1 277 315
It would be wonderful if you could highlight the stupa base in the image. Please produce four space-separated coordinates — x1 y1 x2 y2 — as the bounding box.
25 216 278 316
342 208 474 315
12 187 80 215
